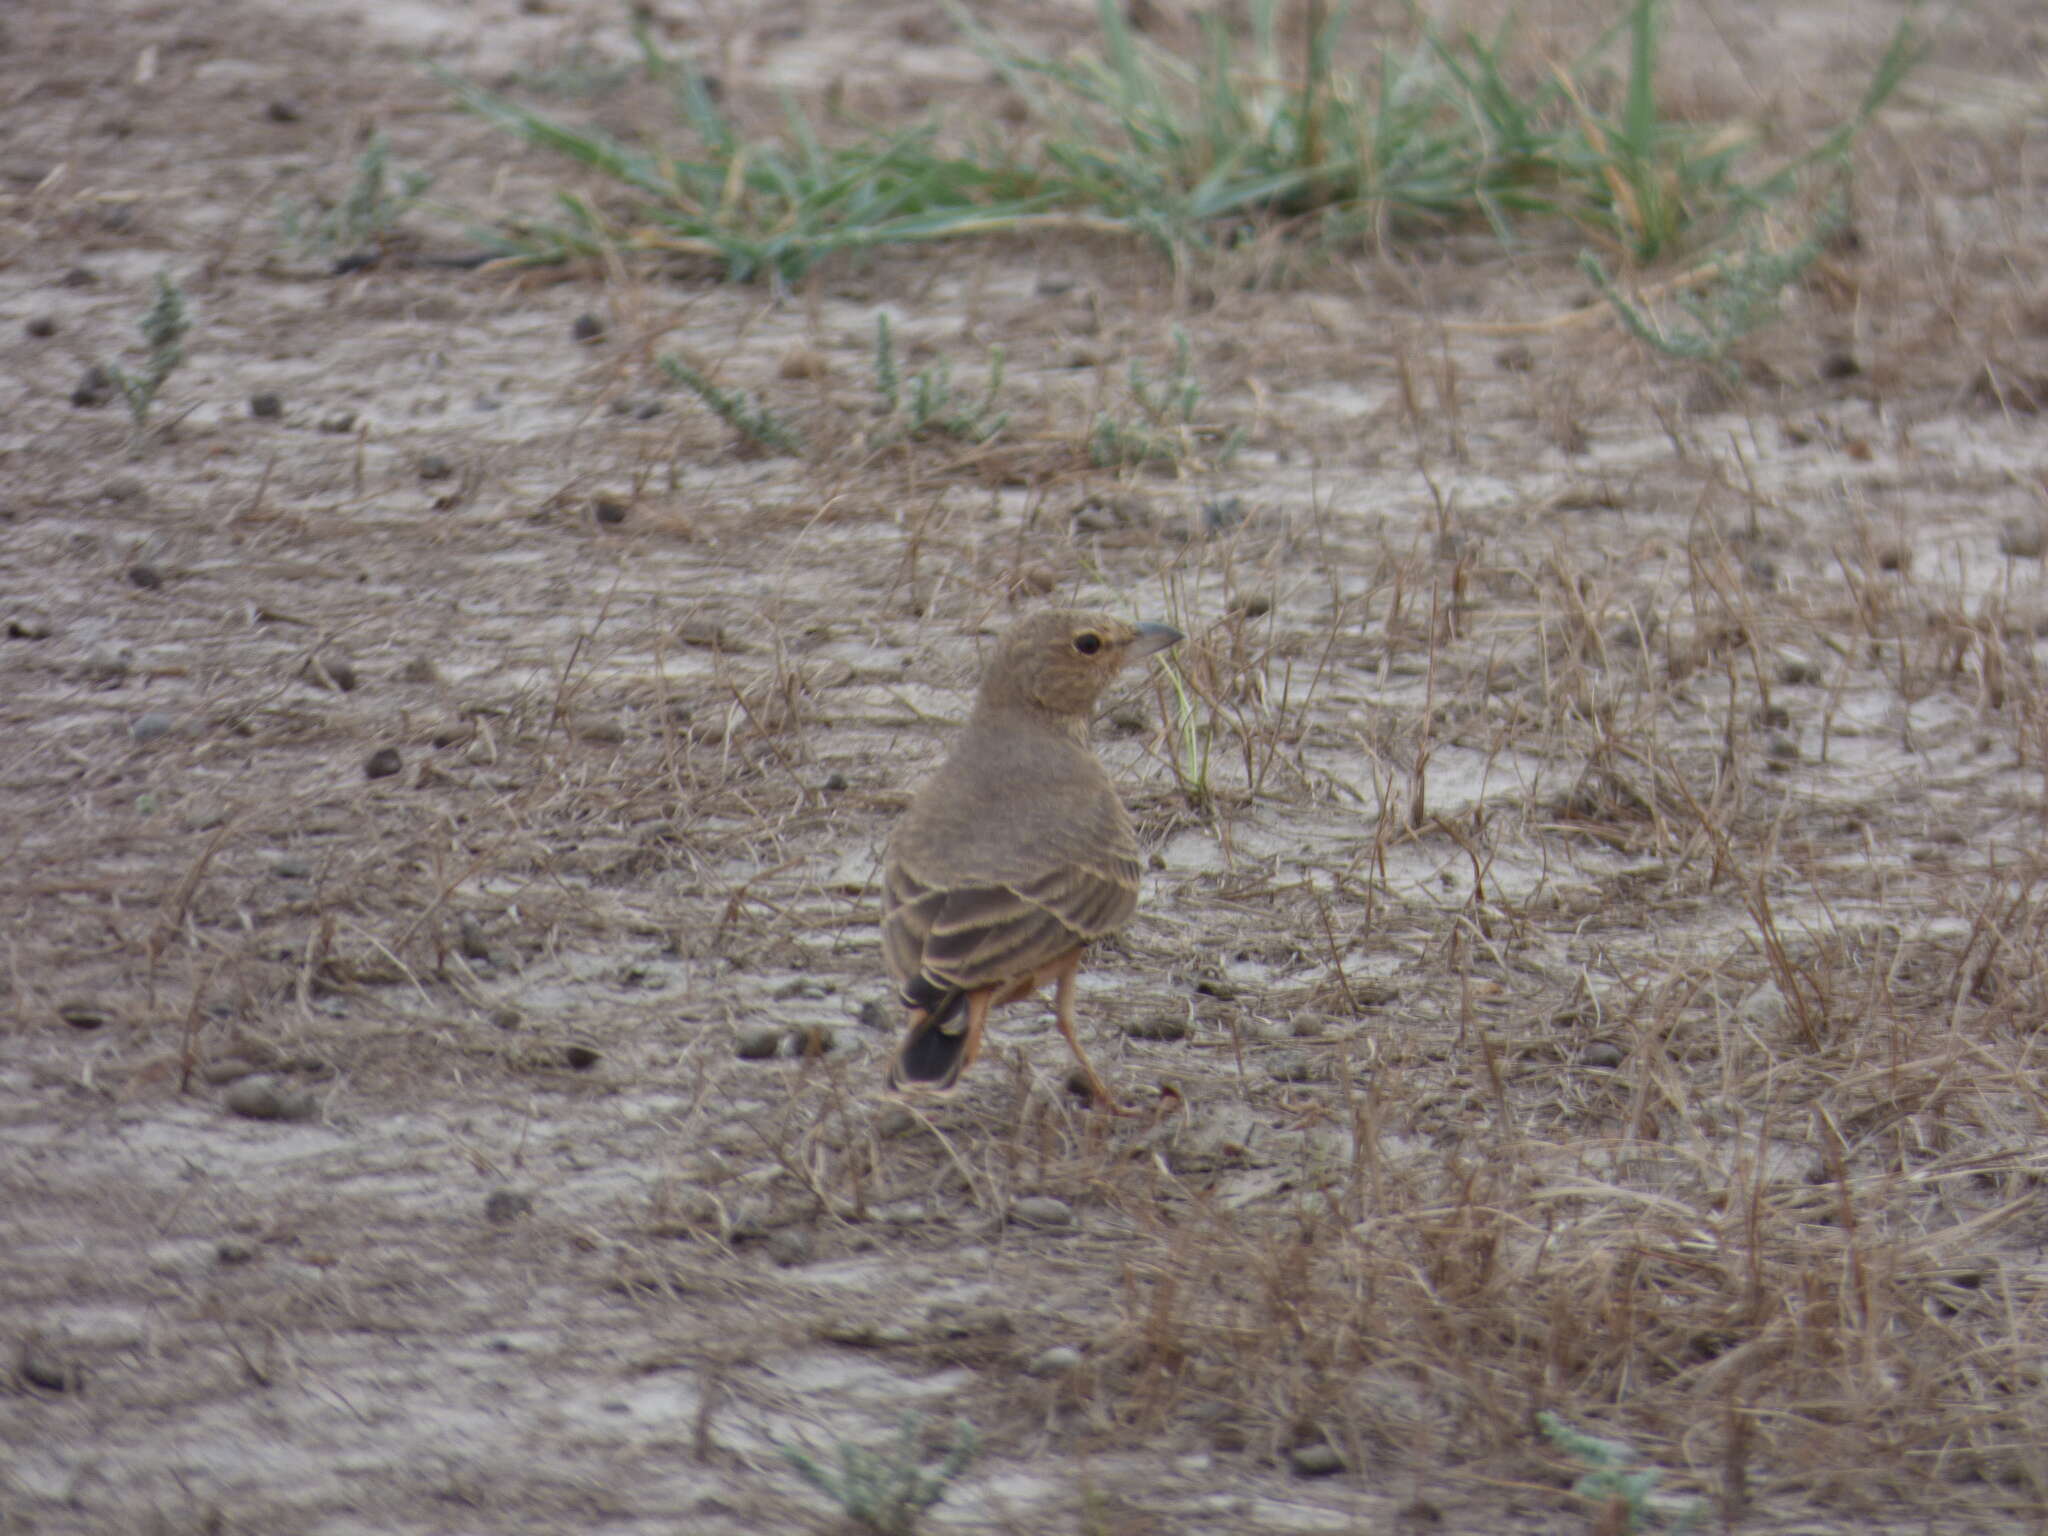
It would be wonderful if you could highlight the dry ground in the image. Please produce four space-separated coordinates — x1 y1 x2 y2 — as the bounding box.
7 0 2048 1532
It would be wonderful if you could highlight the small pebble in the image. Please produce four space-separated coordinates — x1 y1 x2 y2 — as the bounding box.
785 1023 834 1058
102 475 146 504
272 855 314 879
1228 592 1273 618
70 365 114 408
1580 1040 1625 1070
1289 1444 1345 1478
592 494 628 525
1124 1012 1190 1042
60 267 97 288
1766 733 1801 762
215 1238 257 1264
249 391 284 419
765 1228 815 1267
57 999 110 1030
417 454 455 481
223 1076 318 1122
265 100 302 122
364 746 403 779
571 313 606 343
1011 1196 1075 1229
822 771 848 792
1999 519 2047 560
310 654 357 692
1027 1345 1083 1377
484 1188 535 1224
24 315 57 338
130 712 175 744
19 1342 79 1393
561 1043 600 1071
318 410 358 435
126 562 163 589
734 1024 783 1060
8 616 54 640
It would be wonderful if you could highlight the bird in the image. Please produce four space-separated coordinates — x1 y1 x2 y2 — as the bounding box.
881 608 1183 1108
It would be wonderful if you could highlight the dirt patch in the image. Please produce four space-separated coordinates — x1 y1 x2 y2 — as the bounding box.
6 1 2048 1532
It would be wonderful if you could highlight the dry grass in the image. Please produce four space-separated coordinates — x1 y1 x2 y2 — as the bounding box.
7 1 2048 1532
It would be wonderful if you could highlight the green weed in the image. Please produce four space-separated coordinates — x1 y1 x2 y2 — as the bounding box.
106 271 190 435
778 1414 978 1535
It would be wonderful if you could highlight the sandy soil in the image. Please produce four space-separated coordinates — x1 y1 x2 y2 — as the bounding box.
7 1 2048 1531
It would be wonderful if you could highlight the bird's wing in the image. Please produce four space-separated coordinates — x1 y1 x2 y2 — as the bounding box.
883 844 1140 1002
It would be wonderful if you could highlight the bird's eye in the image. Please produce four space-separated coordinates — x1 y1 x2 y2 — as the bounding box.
1073 632 1103 656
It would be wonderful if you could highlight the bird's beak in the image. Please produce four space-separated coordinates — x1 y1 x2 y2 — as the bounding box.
1128 622 1184 659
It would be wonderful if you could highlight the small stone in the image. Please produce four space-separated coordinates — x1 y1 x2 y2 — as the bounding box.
318 410 358 434
215 1238 257 1264
309 654 358 692
592 493 629 525
1495 342 1535 372
70 365 114 408
571 312 606 343
1873 542 1909 573
1580 1040 1624 1069
364 746 403 780
1026 1345 1083 1377
735 1024 782 1060
1228 592 1272 618
577 717 626 745
130 712 175 743
60 267 97 288
126 562 163 589
249 391 284 419
822 771 849 792
1739 983 1789 1031
7 616 53 640
1778 659 1822 686
417 454 455 481
872 1105 915 1137
1011 1196 1075 1229
102 475 147 504
57 999 110 1030
1124 1012 1190 1042
265 100 302 122
397 656 439 685
272 855 314 879
1999 519 2047 560
765 1227 815 1267
484 1188 534 1224
223 1076 317 1122
1289 1443 1345 1477
785 1023 834 1058
561 1043 601 1071
1819 350 1861 380
19 1341 79 1393
81 648 132 683
24 315 57 338
1765 732 1801 762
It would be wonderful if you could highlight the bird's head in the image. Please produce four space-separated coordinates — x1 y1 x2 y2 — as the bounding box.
978 608 1184 720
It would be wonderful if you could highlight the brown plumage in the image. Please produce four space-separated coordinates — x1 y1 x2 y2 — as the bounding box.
882 609 1182 1106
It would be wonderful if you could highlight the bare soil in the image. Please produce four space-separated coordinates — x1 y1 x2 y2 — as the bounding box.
7 1 2048 1532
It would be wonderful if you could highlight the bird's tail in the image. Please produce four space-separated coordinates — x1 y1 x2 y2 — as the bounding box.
887 984 971 1092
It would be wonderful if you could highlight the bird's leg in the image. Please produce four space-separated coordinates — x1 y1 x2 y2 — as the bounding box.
1050 952 1123 1112
957 988 994 1077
